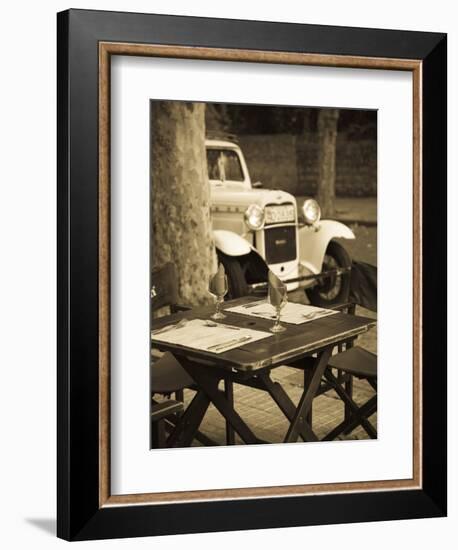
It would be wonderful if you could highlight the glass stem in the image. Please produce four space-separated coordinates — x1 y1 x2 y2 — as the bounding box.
275 307 281 329
216 296 222 316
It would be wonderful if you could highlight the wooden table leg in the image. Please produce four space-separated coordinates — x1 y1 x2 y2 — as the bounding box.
224 380 236 445
284 347 333 443
303 367 314 427
258 373 317 442
166 390 210 447
181 361 259 445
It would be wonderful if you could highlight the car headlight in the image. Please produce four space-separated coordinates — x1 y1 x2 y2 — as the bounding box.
244 204 265 230
302 199 321 225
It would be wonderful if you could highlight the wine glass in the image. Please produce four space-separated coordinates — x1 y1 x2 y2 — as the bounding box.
268 283 288 333
209 274 228 320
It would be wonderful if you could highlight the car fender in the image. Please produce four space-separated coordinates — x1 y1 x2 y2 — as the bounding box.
298 220 355 274
213 229 252 257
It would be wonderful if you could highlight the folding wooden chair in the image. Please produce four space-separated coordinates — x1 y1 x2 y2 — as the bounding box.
150 262 217 447
150 400 183 448
306 259 377 432
313 297 377 440
151 262 195 406
322 346 377 440
306 294 377 440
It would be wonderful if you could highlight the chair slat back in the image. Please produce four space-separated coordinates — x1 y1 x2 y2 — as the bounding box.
151 263 179 313
331 302 356 315
349 261 377 312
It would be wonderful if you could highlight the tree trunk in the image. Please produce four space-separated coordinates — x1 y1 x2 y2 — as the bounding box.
151 101 215 305
316 108 339 218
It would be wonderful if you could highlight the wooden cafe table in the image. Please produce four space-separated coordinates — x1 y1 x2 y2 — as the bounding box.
151 297 376 447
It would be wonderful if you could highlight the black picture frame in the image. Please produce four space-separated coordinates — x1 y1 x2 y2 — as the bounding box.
57 8 447 541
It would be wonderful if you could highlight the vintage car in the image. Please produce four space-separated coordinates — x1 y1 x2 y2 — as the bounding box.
207 138 355 307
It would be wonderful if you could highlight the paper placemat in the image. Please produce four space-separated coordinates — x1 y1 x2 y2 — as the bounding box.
151 319 271 354
225 300 339 324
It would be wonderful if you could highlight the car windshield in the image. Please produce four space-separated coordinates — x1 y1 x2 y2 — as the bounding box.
207 149 244 182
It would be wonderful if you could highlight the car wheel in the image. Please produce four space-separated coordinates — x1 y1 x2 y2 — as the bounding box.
305 240 351 307
217 252 249 300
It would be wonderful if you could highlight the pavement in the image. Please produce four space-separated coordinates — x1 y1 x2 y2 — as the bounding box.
334 197 377 225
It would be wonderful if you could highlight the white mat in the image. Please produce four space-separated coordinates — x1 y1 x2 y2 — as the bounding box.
225 301 338 324
151 318 271 354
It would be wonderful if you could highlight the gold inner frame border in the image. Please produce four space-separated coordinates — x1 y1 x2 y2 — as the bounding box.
98 42 422 507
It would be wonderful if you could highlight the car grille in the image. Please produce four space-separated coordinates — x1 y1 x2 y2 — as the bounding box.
264 226 297 264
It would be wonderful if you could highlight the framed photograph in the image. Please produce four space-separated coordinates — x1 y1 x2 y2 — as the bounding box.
57 9 447 541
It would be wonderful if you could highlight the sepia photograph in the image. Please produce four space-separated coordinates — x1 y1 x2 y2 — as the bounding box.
150 100 377 448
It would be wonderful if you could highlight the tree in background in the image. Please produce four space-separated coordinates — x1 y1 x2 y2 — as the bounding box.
316 108 340 217
205 103 232 134
151 101 215 305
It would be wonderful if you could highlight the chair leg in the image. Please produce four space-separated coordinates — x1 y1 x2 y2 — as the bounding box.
323 370 377 440
163 416 219 446
151 418 166 448
323 395 377 441
175 388 184 403
344 374 354 433
225 380 236 445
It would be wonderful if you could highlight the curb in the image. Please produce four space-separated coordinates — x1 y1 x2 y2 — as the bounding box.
335 219 377 227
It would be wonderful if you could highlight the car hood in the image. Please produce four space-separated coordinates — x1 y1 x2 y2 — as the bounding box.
210 185 296 208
